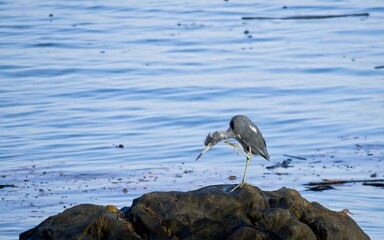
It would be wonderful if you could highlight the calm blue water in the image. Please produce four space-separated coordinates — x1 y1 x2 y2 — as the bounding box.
1 0 383 239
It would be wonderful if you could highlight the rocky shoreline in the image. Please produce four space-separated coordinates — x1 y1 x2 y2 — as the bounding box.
20 184 369 240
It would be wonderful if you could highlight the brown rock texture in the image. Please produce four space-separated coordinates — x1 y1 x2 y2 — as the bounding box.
20 184 370 240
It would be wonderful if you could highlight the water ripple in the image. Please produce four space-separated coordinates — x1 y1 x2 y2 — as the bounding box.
1 0 383 239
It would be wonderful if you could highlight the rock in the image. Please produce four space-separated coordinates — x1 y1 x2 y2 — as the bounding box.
19 204 140 240
20 184 370 240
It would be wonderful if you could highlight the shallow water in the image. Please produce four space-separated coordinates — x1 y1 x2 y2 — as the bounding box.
1 0 384 239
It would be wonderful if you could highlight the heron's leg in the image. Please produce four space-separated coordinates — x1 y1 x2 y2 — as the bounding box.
224 141 252 159
231 147 253 192
231 157 250 192
225 140 240 155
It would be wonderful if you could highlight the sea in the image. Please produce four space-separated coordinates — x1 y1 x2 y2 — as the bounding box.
1 0 383 239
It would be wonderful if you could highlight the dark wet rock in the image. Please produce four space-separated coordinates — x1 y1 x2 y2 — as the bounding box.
20 184 370 240
19 204 140 240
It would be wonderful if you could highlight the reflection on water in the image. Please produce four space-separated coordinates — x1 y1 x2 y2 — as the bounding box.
1 0 383 239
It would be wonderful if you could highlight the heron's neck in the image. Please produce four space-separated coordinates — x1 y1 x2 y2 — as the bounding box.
212 129 235 144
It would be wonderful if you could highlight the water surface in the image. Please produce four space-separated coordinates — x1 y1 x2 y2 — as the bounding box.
1 0 383 239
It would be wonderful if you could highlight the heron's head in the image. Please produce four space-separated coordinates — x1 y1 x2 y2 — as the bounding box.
195 131 225 161
204 131 224 146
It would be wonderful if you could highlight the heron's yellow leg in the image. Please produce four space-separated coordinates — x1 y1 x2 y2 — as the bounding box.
231 147 253 192
224 141 252 159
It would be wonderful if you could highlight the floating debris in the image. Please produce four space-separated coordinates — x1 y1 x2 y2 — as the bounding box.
242 13 369 20
370 173 377 178
228 175 237 180
266 159 292 170
0 184 16 189
283 154 307 160
275 172 290 176
305 178 384 188
362 182 384 188
306 185 334 191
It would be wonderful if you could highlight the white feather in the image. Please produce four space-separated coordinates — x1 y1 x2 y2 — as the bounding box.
249 125 258 134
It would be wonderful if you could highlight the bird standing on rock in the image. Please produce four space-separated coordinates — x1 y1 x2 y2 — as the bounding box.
196 115 270 192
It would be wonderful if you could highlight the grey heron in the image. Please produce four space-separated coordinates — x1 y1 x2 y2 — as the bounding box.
196 115 270 191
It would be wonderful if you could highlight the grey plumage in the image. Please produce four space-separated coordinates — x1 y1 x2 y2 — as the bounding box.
196 115 270 191
229 115 269 160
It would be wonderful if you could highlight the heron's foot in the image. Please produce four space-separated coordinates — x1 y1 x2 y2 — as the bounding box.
224 140 239 155
225 140 250 158
230 181 246 192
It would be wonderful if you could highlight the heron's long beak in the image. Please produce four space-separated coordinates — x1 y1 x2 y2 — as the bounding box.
195 143 212 161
